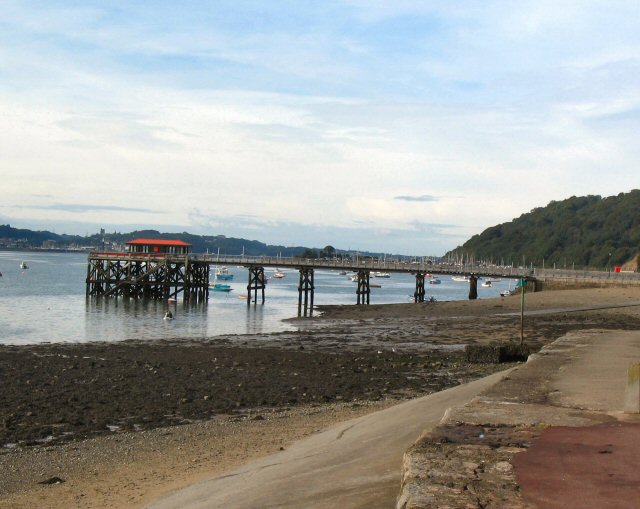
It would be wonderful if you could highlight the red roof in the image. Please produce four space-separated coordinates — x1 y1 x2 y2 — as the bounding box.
126 238 191 247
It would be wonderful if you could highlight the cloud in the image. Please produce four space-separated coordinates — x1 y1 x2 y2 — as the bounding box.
187 208 462 255
8 203 159 214
394 194 439 202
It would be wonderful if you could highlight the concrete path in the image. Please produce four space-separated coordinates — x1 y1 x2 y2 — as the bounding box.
147 370 509 509
513 330 640 509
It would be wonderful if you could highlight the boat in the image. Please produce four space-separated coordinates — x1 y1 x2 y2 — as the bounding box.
372 272 390 278
500 280 514 297
272 269 285 279
339 270 347 276
167 297 177 304
20 261 28 270
163 311 174 320
429 278 441 285
370 283 382 288
451 276 468 282
210 283 233 292
481 281 492 288
215 266 233 281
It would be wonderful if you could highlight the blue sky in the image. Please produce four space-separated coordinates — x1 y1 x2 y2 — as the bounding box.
1 1 639 254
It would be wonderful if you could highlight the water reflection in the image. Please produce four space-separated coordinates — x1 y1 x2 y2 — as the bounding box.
85 297 210 342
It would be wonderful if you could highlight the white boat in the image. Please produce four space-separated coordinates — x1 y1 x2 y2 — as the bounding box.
20 261 28 270
451 276 468 282
372 271 390 278
272 269 285 279
481 281 492 288
500 280 514 296
215 266 233 281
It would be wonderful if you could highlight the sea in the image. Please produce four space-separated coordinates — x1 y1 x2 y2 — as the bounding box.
0 250 514 345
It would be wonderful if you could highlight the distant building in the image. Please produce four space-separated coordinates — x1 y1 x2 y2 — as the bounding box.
42 240 57 249
126 238 191 255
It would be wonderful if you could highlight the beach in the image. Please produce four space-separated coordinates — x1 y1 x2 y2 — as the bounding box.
2 287 640 508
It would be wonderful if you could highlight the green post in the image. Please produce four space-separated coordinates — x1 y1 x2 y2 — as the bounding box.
520 278 526 345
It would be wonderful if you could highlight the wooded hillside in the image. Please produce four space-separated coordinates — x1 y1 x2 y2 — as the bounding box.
447 190 640 270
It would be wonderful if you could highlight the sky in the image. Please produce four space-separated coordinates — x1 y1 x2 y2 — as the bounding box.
1 1 639 255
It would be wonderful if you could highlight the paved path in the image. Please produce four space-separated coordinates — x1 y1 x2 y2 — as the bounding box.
498 300 640 317
147 370 508 509
513 330 640 509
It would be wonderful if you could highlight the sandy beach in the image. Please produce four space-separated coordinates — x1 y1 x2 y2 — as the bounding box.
3 286 640 508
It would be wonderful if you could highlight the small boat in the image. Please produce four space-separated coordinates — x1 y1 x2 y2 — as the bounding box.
451 276 468 282
272 269 285 279
20 261 28 270
163 311 174 320
481 281 492 288
372 272 390 278
370 283 382 288
339 270 347 275
429 278 441 285
215 266 233 281
167 297 177 304
210 283 233 292
500 289 512 297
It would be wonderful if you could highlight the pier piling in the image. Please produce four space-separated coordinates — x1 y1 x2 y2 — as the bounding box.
247 266 266 305
414 273 426 303
297 268 315 316
356 270 371 305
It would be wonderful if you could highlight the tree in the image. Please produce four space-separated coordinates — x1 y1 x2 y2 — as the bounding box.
320 245 336 258
297 248 318 259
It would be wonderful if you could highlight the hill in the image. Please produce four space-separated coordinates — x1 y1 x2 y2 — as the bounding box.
0 224 387 259
447 190 640 270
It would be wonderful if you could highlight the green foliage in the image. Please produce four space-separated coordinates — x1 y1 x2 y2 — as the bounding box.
446 190 640 269
297 247 319 259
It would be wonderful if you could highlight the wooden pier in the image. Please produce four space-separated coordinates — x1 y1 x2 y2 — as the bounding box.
86 252 210 303
86 245 640 315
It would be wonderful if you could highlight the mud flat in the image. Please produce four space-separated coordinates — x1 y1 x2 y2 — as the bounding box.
2 287 640 508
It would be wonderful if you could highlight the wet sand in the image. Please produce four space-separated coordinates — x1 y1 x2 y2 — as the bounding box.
2 286 640 508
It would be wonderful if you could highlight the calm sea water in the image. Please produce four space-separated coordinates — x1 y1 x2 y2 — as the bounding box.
0 251 512 345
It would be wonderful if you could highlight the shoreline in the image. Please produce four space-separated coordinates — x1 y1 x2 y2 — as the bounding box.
3 287 640 507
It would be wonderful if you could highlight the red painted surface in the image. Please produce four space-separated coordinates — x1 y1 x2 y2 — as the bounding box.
513 422 640 509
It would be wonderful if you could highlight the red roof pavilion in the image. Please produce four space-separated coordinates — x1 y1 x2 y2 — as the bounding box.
126 238 191 254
